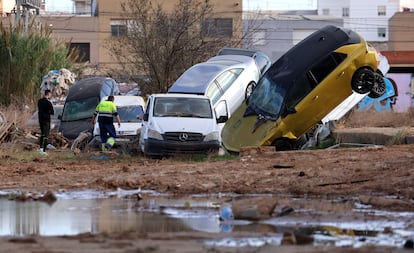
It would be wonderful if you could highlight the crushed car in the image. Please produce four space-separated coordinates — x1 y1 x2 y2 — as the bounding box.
168 54 261 116
221 25 386 152
58 77 120 140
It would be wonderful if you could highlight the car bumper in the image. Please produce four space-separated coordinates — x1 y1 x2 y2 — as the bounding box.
144 138 220 156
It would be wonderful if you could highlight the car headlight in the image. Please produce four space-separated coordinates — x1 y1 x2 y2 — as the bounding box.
204 131 219 142
148 129 163 140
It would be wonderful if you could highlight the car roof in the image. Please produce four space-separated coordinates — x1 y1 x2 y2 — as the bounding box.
66 77 118 101
168 63 229 94
217 47 262 57
207 55 256 65
265 25 360 86
151 93 210 99
101 95 145 107
169 56 254 94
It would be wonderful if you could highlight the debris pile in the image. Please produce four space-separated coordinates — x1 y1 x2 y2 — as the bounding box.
40 68 76 103
0 112 16 144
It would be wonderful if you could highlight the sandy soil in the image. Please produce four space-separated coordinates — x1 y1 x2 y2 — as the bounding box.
1 141 414 252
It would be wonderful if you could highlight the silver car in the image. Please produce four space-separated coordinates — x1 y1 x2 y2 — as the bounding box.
168 54 261 117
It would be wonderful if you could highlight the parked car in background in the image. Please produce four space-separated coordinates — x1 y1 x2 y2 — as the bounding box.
222 25 384 152
27 104 64 132
59 77 120 139
217 47 272 77
168 54 260 117
139 93 228 157
92 95 145 145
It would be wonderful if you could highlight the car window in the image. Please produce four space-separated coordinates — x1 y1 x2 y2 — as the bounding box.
285 74 314 109
308 52 347 84
206 83 223 105
145 97 152 115
254 54 270 74
215 68 243 94
117 105 144 122
61 96 99 121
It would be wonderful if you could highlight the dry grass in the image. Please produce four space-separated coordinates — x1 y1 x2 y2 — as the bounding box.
338 108 414 128
0 103 33 128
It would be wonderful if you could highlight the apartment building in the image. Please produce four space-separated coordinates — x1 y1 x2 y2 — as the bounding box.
38 0 242 75
317 0 401 43
243 10 343 61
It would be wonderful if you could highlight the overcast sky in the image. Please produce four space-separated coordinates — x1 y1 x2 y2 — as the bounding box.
46 0 414 12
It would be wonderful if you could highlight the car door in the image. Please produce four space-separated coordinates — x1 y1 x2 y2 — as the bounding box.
281 52 348 138
139 96 152 152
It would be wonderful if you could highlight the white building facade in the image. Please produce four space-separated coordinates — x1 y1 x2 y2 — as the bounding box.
317 0 400 42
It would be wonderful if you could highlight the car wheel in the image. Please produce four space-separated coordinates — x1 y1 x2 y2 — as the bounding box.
351 68 375 94
245 82 256 100
272 138 294 151
368 72 386 98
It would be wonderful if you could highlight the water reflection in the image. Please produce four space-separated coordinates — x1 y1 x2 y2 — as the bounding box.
0 191 414 249
0 198 194 236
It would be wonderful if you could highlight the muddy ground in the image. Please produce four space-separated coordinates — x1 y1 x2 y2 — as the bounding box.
0 109 414 252
1 142 414 253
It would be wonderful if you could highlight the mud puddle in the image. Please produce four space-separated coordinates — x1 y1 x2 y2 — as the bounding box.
0 189 413 249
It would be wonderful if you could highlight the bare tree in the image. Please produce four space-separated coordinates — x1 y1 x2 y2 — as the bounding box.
106 0 239 94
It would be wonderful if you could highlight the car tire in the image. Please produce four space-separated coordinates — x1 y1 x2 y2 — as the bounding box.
368 72 386 98
351 68 375 94
245 82 256 100
272 138 294 151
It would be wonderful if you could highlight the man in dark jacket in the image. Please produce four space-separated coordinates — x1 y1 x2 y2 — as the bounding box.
38 89 54 154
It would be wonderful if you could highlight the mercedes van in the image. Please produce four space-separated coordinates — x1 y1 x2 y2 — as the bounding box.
139 93 228 156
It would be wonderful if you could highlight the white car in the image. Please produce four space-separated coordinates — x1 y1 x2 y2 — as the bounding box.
93 95 145 144
139 93 228 157
168 54 260 117
27 104 64 132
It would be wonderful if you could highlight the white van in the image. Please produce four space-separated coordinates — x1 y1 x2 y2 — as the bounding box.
93 95 145 144
139 94 228 156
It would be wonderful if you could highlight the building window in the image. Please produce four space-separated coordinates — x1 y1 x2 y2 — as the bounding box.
377 27 386 38
322 8 330 15
342 7 349 17
111 20 127 37
203 18 233 37
378 5 386 16
252 30 266 46
69 43 90 63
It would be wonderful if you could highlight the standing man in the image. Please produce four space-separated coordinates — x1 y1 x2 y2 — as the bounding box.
92 95 121 151
38 89 54 155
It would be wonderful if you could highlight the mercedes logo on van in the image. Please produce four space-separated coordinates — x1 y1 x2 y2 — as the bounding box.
179 133 188 142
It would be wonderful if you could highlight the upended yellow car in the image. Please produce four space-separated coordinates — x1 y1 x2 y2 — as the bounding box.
221 25 384 152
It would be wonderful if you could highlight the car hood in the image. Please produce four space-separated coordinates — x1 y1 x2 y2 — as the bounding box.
153 117 217 134
221 102 280 152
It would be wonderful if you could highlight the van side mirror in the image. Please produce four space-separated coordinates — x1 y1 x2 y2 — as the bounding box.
58 115 62 120
143 113 149 121
217 115 228 124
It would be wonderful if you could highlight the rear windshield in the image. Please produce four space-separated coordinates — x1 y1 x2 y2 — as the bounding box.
118 105 144 122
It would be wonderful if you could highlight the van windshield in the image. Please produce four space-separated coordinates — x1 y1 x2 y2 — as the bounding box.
118 105 144 122
247 75 287 120
62 97 99 121
153 97 213 118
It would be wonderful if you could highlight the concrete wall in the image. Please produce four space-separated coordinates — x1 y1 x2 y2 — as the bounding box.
389 11 414 50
